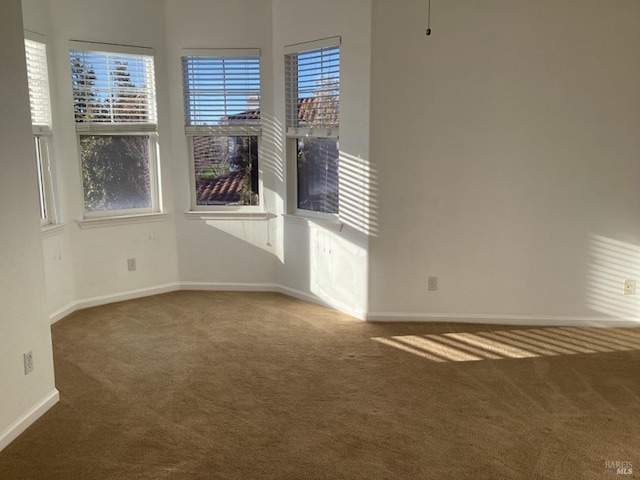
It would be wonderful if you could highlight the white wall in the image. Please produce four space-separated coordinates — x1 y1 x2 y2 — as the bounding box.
44 0 180 305
21 0 76 319
0 0 58 450
164 0 279 289
368 0 640 323
272 0 372 317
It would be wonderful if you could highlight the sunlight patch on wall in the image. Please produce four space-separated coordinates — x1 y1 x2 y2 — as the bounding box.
373 327 640 363
339 151 378 237
308 226 367 317
587 235 640 320
260 114 285 183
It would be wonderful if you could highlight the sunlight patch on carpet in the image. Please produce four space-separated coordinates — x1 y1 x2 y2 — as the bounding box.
373 327 640 362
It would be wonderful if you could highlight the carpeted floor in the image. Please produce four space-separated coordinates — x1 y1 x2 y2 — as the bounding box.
0 291 639 479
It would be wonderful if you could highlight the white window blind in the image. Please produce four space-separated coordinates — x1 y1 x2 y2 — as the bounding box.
24 38 52 127
182 52 260 129
285 38 340 137
69 45 157 125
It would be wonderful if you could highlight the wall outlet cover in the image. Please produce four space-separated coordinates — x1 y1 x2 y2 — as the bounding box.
23 350 33 375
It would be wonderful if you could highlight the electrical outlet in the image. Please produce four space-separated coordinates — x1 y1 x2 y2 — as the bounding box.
24 351 33 375
127 258 136 272
428 276 438 291
623 279 635 295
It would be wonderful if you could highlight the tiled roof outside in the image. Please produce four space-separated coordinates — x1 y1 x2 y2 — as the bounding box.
224 109 261 122
298 96 339 128
222 96 339 128
196 171 246 205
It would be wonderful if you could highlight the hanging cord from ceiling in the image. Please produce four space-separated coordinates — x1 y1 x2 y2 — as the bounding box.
426 0 432 35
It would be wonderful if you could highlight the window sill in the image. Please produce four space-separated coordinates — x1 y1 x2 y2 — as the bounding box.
42 223 65 238
185 211 272 221
77 212 168 229
282 213 343 231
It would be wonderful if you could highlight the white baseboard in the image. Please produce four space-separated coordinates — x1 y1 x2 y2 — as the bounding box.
366 311 640 327
49 302 78 325
49 283 181 325
180 282 366 320
50 281 366 324
0 389 59 453
180 281 279 292
51 282 636 328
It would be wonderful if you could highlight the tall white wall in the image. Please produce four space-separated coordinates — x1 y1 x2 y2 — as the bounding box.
164 0 279 288
369 0 640 323
21 0 76 319
272 0 372 317
0 0 58 450
45 0 179 305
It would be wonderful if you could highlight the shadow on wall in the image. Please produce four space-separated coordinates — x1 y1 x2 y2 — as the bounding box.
588 234 640 320
200 217 278 256
373 326 640 363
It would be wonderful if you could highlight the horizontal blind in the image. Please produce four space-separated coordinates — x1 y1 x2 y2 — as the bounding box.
285 44 339 133
182 56 260 126
69 49 157 124
24 38 52 127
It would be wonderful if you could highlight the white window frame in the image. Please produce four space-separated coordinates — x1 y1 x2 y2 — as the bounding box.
34 134 56 225
25 31 57 226
69 41 161 219
284 37 340 221
181 48 262 214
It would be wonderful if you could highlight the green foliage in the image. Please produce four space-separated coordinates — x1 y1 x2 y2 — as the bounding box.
70 54 100 122
198 164 230 180
81 135 151 211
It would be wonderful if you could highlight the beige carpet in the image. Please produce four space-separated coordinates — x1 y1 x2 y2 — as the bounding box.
0 291 639 479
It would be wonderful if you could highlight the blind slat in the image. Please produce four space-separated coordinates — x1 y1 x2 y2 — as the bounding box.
181 56 261 127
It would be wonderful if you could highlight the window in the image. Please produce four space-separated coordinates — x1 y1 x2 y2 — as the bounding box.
24 33 55 225
285 38 340 215
181 50 261 209
69 42 159 216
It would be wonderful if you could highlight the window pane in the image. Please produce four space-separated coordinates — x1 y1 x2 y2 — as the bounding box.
193 135 259 206
70 50 157 124
297 138 338 214
34 136 47 220
25 39 52 126
285 44 339 131
80 135 151 212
